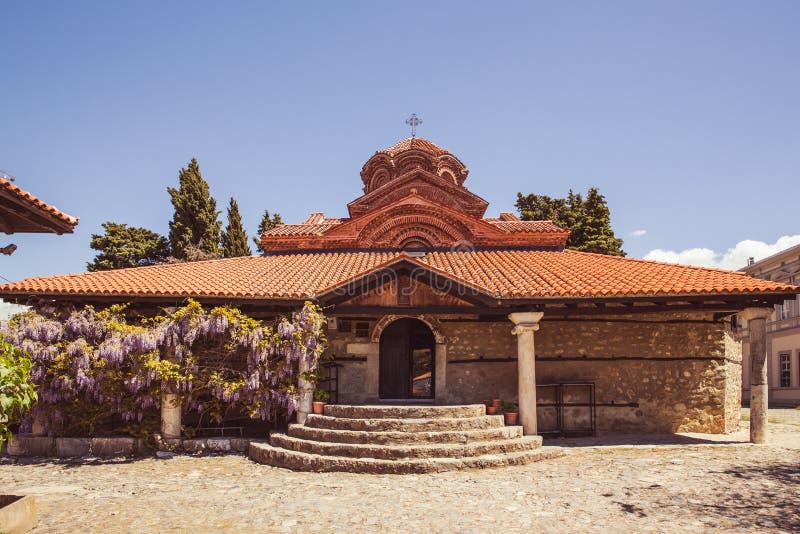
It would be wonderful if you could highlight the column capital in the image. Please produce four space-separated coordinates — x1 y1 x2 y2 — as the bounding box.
512 323 539 335
508 311 543 326
740 307 773 322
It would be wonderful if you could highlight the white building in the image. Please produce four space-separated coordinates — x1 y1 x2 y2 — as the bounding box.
741 243 800 407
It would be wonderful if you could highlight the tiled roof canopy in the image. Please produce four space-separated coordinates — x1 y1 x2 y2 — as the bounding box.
0 178 79 234
0 250 795 303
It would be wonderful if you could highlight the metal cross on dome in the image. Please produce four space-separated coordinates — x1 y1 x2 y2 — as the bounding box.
405 113 422 137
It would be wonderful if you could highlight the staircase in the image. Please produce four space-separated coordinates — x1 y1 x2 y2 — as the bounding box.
248 404 564 474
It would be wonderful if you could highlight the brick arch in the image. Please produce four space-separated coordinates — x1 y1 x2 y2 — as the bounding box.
369 169 391 191
358 207 473 248
391 228 440 249
438 169 457 185
371 314 446 344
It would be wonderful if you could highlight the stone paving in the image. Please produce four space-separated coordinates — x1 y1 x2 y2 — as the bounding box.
1 408 799 533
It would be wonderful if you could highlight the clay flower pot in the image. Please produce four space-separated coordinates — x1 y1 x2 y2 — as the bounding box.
504 412 519 425
486 405 498 415
492 399 501 408
312 402 326 415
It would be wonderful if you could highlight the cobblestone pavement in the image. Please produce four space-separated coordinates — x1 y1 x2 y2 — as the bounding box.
2 408 798 533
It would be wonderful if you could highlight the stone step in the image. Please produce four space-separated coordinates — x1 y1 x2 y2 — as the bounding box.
249 442 565 474
288 424 524 445
304 414 505 432
270 433 541 460
323 404 486 419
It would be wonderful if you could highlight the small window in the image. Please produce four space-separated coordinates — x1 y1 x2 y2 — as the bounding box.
338 319 352 333
778 301 792 321
355 322 370 338
779 353 792 388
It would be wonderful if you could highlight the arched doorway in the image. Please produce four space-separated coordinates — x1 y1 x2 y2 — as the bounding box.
379 318 435 400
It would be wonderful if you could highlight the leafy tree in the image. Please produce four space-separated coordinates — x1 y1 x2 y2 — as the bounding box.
515 187 625 256
167 158 222 260
253 210 283 254
0 335 37 448
221 197 252 258
87 222 170 271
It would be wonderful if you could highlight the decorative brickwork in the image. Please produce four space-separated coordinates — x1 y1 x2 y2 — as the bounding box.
261 138 570 252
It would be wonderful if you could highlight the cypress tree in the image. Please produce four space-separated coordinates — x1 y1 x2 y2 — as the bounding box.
577 187 625 256
252 210 283 254
167 158 222 260
221 197 252 258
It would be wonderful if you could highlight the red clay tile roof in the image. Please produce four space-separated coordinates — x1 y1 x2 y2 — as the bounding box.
381 138 451 157
484 221 566 233
263 223 343 237
0 250 795 302
262 219 565 238
421 250 796 298
0 177 78 233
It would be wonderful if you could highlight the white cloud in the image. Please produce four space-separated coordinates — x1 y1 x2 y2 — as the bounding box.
644 235 800 271
629 229 647 237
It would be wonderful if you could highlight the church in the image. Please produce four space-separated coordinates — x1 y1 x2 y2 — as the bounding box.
1 134 795 459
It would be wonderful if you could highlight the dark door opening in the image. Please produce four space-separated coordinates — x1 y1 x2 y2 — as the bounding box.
379 318 435 400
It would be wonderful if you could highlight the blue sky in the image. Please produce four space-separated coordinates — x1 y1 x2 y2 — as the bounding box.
1 1 798 283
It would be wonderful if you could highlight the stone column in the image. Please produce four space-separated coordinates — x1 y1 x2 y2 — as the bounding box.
741 307 773 444
297 355 313 425
509 312 544 436
160 391 181 439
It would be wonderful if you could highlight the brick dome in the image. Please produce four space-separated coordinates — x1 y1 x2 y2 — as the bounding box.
360 137 469 194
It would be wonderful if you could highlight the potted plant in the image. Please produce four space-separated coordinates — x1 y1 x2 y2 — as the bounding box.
312 389 330 415
486 403 498 415
501 401 518 425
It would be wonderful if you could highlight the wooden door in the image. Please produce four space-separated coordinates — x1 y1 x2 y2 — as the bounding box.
379 319 411 399
379 318 435 400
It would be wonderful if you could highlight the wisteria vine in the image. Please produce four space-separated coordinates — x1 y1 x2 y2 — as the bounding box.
3 300 327 437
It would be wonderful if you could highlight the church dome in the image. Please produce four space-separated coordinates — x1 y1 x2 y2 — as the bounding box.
360 137 469 194
381 137 452 157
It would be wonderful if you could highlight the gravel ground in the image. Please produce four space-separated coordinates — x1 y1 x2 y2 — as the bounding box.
2 408 799 533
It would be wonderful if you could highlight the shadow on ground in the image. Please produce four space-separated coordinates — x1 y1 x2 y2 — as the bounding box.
545 433 747 447
679 460 800 531
0 451 246 469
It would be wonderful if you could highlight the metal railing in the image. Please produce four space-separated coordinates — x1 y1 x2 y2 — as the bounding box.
767 316 800 333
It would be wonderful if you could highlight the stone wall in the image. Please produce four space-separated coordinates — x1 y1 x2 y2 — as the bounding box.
723 325 743 432
326 320 375 404
325 313 742 434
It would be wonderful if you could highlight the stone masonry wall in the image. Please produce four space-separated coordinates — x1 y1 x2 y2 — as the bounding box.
325 313 741 434
440 313 741 433
723 325 743 432
325 321 374 404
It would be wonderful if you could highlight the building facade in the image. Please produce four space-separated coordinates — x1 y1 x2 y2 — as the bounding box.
0 138 796 441
741 243 800 407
